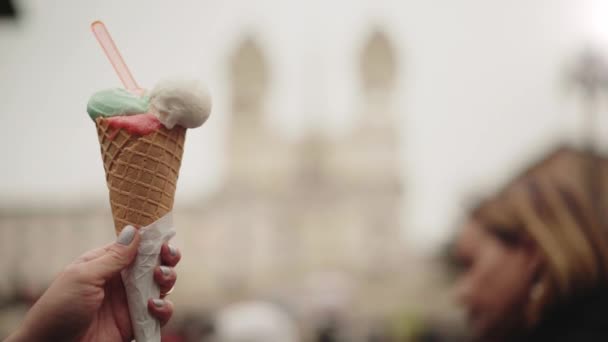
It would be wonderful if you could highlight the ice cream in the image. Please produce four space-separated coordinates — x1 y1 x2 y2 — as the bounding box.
87 88 149 119
88 20 211 342
149 79 212 129
88 80 211 233
88 83 210 342
88 80 211 135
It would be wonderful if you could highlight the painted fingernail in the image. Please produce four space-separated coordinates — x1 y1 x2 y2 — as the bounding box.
117 226 136 245
160 266 171 276
168 245 177 256
153 299 165 307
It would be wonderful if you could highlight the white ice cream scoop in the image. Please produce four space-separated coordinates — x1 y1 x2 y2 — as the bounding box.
149 79 212 129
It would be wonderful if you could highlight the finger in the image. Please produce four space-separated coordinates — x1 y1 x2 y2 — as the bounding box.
154 266 176 296
160 244 181 267
74 225 141 264
84 226 140 281
148 298 174 327
73 245 109 264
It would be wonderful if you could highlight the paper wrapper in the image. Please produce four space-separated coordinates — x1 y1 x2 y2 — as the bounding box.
121 213 176 342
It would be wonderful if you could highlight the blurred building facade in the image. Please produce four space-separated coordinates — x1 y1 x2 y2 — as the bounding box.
0 29 457 340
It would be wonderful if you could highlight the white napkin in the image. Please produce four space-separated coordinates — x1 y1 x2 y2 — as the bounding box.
121 213 175 342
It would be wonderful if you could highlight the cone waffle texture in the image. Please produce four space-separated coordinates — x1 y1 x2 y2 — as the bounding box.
95 117 186 234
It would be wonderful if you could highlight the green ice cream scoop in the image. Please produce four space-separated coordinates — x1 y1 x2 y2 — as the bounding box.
87 88 150 119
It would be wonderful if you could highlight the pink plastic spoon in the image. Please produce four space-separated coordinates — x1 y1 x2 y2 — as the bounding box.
91 20 143 95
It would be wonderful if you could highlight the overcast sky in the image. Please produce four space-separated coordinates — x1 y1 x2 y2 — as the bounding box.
1 0 608 252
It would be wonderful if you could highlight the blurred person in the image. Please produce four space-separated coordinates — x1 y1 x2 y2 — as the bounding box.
315 315 341 342
214 300 300 342
366 321 392 342
454 147 608 341
4 225 181 341
162 313 216 342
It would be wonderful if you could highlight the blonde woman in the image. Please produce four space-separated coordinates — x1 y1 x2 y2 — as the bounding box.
454 147 608 341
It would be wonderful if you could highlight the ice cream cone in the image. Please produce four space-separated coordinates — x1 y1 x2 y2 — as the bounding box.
95 116 186 234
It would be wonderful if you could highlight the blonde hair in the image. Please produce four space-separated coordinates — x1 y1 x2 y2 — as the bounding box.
473 148 608 325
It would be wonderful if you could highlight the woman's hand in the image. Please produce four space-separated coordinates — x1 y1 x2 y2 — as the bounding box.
6 225 182 342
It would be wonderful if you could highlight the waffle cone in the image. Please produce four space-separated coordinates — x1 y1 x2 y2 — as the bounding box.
95 117 186 234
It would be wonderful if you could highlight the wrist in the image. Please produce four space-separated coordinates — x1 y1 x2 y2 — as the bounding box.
4 314 52 342
4 326 33 342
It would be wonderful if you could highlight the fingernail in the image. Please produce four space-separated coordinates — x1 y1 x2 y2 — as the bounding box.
153 299 165 307
117 225 136 245
160 266 171 276
168 245 177 256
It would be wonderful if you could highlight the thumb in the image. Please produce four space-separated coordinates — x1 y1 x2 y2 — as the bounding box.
88 225 141 281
